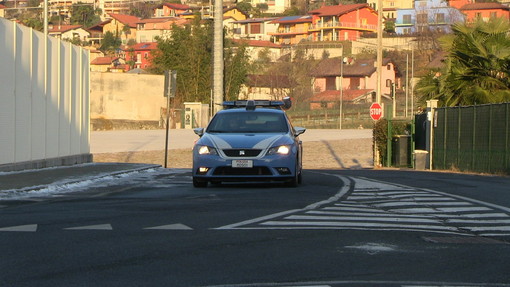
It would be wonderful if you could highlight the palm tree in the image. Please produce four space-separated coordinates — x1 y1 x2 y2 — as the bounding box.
416 18 510 107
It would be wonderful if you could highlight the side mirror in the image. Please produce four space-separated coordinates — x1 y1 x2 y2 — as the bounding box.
294 127 306 136
194 128 204 137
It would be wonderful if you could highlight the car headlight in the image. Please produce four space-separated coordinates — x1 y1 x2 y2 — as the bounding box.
197 145 218 155
267 145 291 155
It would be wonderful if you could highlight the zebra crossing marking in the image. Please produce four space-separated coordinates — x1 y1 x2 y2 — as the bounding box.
216 174 510 237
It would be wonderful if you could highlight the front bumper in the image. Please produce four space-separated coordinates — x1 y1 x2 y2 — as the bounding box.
192 156 297 182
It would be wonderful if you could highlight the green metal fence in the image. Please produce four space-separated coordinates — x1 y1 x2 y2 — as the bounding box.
433 103 510 174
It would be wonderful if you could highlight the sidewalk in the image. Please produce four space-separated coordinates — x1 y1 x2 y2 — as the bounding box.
0 163 160 195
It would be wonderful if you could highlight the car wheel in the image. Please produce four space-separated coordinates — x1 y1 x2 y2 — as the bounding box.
285 163 299 187
193 177 208 188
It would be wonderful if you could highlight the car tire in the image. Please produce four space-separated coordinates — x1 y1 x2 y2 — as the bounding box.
285 163 299 187
193 177 208 188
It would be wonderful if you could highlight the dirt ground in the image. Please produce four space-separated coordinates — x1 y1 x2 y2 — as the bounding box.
93 138 374 170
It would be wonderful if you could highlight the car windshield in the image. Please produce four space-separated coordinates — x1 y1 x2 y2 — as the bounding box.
206 111 289 133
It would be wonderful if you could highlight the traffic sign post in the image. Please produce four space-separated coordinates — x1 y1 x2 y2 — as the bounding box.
370 102 383 121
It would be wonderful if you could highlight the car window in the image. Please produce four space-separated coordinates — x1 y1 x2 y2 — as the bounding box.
207 111 289 133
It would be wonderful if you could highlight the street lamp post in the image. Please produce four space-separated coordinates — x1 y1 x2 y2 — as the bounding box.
338 43 343 130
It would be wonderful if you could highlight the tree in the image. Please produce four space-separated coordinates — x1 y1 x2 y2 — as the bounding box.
150 18 213 105
150 17 252 105
236 1 253 15
224 41 249 101
70 3 101 28
100 31 121 55
416 18 510 106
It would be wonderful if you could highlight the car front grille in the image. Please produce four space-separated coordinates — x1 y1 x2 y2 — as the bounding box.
213 166 272 176
223 149 262 157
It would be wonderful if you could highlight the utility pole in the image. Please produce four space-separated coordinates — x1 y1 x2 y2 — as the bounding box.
376 0 383 104
213 0 224 115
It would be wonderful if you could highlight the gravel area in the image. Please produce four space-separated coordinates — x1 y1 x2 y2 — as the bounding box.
93 137 374 170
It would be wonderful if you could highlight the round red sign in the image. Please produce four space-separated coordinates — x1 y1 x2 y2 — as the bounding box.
370 102 383 121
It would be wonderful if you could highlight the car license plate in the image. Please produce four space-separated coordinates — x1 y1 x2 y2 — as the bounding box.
232 160 253 168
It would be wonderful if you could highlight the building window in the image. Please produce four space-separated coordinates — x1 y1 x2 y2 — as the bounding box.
387 64 391 70
490 12 497 18
386 79 392 87
435 13 445 23
417 13 428 25
403 14 412 24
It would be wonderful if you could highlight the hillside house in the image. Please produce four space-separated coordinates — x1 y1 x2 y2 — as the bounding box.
154 3 193 18
0 4 6 18
103 13 141 44
269 16 313 45
309 57 397 108
124 42 158 70
308 4 379 41
230 17 278 41
395 0 465 34
367 0 414 20
460 2 510 22
136 17 188 42
234 39 283 62
250 0 291 14
48 25 90 42
239 74 295 100
90 56 125 72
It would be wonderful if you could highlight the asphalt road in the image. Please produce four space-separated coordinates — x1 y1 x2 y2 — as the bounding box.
1 168 510 286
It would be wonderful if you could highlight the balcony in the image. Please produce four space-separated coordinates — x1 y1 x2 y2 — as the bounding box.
309 21 377 32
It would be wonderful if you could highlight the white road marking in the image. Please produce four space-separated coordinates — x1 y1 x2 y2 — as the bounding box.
0 224 38 232
64 224 113 230
144 223 193 230
215 173 510 237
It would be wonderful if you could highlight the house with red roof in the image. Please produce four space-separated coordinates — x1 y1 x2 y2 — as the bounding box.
136 17 189 42
308 4 378 41
48 25 90 42
309 57 397 109
460 2 510 22
154 3 194 18
123 42 158 70
90 56 125 72
103 13 141 44
268 15 313 45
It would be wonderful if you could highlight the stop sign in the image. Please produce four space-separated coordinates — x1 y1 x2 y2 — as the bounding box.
370 102 383 121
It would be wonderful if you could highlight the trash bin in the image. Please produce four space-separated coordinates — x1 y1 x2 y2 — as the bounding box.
392 135 411 167
414 150 429 170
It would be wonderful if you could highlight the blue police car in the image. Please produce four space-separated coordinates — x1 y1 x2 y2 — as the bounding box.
192 99 305 187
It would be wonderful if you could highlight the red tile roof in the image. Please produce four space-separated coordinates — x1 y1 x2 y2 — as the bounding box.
48 25 83 33
309 4 371 16
309 89 374 102
0 4 7 8
163 3 191 10
108 13 141 28
91 56 119 65
460 2 510 10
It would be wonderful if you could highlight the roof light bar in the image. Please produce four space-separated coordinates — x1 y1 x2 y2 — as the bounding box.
222 99 290 110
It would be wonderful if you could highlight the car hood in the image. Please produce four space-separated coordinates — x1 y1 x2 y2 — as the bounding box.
199 133 292 150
